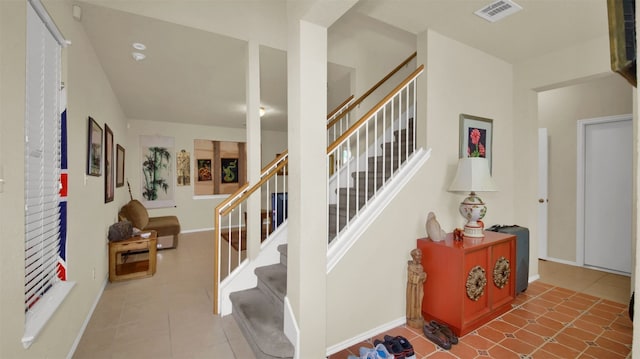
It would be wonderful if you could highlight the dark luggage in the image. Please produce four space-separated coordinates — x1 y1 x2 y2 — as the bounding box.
487 225 530 293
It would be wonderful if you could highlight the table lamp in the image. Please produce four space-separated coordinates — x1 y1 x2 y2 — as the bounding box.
448 158 497 237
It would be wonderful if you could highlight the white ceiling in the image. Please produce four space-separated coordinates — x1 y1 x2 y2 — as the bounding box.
76 0 609 132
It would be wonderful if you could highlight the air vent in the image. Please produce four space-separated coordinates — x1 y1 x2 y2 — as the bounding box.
474 0 522 23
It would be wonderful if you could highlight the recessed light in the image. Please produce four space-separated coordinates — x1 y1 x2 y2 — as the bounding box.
132 42 146 51
131 52 146 61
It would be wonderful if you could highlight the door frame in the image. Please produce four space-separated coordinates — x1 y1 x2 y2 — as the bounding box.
538 128 548 260
576 114 632 268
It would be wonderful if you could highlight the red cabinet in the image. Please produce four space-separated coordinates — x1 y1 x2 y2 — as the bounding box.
417 231 516 336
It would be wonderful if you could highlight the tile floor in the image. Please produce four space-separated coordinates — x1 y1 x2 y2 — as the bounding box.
329 261 633 359
74 232 633 359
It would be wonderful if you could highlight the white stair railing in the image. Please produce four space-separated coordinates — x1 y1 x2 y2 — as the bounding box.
214 152 288 314
327 65 424 243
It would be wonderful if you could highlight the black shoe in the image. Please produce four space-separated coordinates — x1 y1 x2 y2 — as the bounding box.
423 322 452 350
429 320 458 344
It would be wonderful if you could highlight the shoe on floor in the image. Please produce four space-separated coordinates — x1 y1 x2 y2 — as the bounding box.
423 322 452 350
374 338 404 359
383 335 414 358
429 320 458 344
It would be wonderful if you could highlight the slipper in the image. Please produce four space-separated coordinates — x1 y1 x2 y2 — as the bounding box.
374 338 405 359
423 322 452 350
383 335 415 358
429 320 458 344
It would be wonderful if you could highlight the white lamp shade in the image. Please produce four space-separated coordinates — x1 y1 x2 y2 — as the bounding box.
448 157 497 193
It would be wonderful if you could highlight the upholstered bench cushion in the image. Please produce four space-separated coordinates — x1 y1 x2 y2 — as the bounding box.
118 200 181 249
146 216 180 238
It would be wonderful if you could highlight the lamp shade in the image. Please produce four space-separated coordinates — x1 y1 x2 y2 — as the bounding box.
448 158 497 193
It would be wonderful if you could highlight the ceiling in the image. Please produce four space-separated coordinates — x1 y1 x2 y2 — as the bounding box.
76 0 609 132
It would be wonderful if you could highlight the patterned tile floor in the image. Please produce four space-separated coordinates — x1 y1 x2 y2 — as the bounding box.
328 280 633 358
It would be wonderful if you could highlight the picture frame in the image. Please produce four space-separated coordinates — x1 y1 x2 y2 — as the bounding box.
104 124 114 203
87 117 102 176
116 144 125 188
607 0 636 87
459 114 493 173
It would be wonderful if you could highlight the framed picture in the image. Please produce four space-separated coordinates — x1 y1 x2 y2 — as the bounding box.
104 124 114 203
607 0 636 87
87 117 102 176
221 158 239 183
459 114 493 172
116 144 125 188
197 159 212 181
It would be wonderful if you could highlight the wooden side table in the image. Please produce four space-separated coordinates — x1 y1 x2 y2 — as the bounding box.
417 231 516 336
109 231 157 282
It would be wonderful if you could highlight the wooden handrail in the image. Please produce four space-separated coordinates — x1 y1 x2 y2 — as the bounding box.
326 52 417 130
220 159 288 217
327 64 424 154
327 95 354 120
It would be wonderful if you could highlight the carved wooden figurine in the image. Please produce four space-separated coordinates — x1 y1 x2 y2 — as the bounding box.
406 248 427 328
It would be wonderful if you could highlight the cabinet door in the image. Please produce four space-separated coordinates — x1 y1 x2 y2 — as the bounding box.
462 248 490 323
490 240 515 308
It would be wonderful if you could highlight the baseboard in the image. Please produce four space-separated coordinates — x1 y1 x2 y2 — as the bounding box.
528 274 540 283
325 316 406 357
66 275 108 359
180 227 214 234
283 296 300 359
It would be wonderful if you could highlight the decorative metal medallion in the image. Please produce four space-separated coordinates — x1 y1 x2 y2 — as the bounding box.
493 256 511 289
465 265 487 301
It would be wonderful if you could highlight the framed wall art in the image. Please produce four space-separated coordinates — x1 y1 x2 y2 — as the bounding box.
139 135 175 208
116 144 125 188
104 124 114 203
459 114 493 172
87 117 102 176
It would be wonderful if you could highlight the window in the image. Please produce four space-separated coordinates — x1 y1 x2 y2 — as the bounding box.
22 0 73 348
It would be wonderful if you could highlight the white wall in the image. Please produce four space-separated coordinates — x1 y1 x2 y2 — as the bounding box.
1 0 130 356
327 29 515 347
513 35 614 277
127 119 287 231
538 75 633 262
328 11 417 120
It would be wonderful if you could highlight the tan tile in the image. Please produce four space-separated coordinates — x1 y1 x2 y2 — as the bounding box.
583 344 629 359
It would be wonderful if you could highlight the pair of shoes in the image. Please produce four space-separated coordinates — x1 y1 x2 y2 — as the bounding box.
383 335 415 359
374 338 405 359
428 320 458 344
347 343 394 359
423 322 452 350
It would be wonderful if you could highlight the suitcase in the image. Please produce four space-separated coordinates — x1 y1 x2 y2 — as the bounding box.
487 225 529 293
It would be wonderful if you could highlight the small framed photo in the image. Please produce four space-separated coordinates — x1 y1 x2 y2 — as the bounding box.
459 114 493 172
87 117 102 176
116 144 125 188
104 124 114 203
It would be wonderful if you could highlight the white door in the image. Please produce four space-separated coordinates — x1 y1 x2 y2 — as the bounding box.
581 117 632 274
538 128 548 259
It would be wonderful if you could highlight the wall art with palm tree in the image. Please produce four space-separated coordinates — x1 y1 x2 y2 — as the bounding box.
140 135 175 208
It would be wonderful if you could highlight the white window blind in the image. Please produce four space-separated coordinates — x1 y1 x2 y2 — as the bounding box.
23 0 74 348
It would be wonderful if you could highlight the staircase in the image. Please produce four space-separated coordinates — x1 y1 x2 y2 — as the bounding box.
223 59 424 359
329 119 414 242
230 244 293 359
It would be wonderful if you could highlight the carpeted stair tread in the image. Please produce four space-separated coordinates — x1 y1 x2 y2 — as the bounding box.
230 288 294 359
255 263 287 303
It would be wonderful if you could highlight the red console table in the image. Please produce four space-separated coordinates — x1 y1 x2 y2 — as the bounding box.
417 231 516 336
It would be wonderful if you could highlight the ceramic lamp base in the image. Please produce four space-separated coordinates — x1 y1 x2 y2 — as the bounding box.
459 191 487 238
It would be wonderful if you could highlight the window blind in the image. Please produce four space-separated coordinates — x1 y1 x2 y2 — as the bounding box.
24 0 62 312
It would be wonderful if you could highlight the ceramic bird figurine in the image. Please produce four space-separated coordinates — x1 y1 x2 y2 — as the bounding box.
426 212 447 242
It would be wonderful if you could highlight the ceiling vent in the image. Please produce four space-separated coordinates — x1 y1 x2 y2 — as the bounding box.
474 0 522 23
